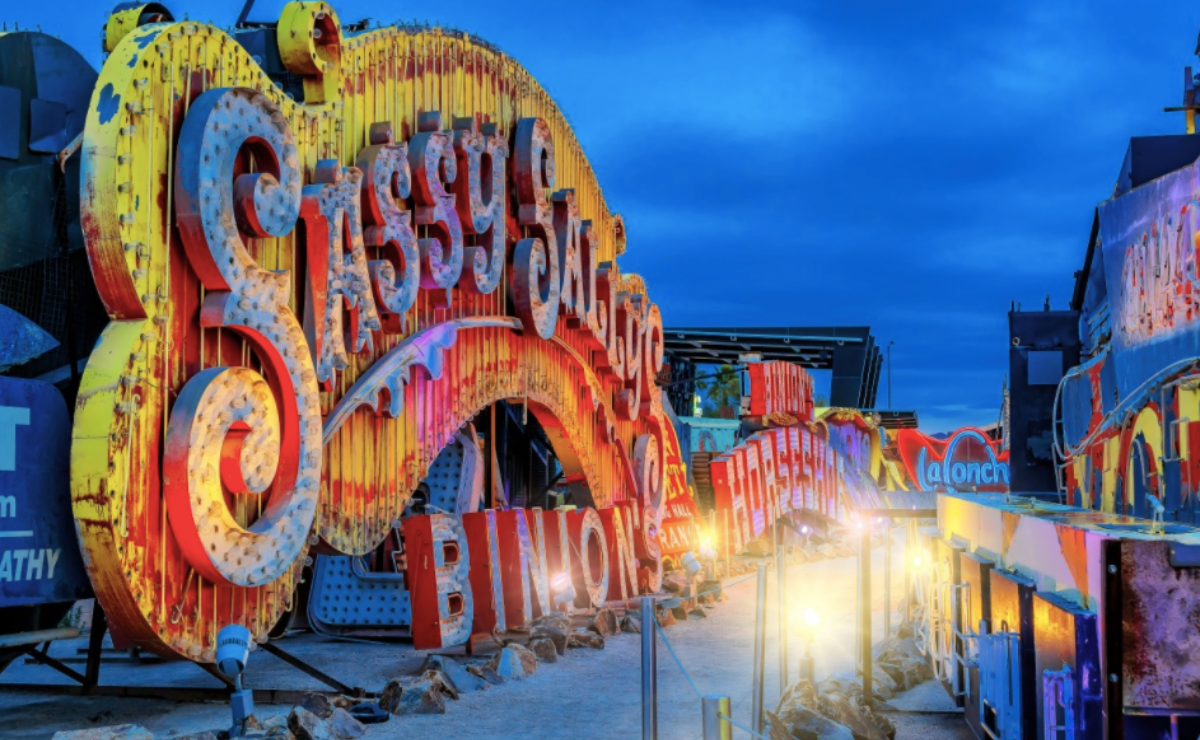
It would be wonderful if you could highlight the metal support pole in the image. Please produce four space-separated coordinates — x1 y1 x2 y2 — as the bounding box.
723 509 731 575
641 597 657 740
883 523 892 639
85 605 108 689
751 564 767 734
855 529 862 673
903 520 913 624
486 402 496 509
860 526 873 701
798 648 815 684
776 522 788 694
702 695 732 740
259 641 361 697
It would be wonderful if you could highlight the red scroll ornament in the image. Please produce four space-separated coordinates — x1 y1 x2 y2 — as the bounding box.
167 88 321 587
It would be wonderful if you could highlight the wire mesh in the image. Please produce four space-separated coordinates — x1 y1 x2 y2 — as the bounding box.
0 163 107 387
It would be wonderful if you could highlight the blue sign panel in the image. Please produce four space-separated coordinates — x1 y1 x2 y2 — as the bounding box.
677 416 740 456
0 376 90 607
1098 159 1200 396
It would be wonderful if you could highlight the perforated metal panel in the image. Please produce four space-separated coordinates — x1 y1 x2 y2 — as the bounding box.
309 435 478 635
424 440 466 514
307 556 412 635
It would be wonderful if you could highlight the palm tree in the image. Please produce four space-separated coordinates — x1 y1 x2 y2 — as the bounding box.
695 364 742 418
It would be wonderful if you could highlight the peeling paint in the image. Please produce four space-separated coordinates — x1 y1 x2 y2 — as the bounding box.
95 83 120 125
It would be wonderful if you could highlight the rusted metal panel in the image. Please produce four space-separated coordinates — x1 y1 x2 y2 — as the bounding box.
1120 539 1200 712
495 509 549 626
461 509 505 634
403 513 471 650
566 507 609 610
1032 591 1102 737
988 567 1039 740
960 551 994 739
599 506 638 602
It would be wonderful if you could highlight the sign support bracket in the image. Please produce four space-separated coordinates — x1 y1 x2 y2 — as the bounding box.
1 604 372 702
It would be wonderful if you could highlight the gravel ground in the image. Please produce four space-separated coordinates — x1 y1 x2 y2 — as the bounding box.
885 680 972 740
0 533 973 739
887 711 974 740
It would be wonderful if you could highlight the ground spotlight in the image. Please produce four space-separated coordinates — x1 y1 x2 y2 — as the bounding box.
682 551 703 579
698 535 719 580
216 624 254 737
791 607 821 683
551 570 576 608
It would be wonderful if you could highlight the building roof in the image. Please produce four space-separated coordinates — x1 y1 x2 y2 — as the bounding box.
864 410 920 430
663 326 873 366
663 326 883 409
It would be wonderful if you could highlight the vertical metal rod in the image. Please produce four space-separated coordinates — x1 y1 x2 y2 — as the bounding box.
855 527 862 673
860 525 873 701
776 522 788 694
752 564 767 734
798 647 815 684
641 596 657 740
85 604 109 688
723 508 731 575
486 402 496 509
883 523 892 639
702 695 732 740
903 520 912 624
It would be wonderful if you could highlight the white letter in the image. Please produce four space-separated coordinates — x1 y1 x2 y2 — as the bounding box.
0 407 30 472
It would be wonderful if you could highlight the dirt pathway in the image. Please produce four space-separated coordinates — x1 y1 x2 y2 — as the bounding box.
0 535 970 739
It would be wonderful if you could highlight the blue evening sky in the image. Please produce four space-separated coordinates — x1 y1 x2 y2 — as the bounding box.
13 1 1199 431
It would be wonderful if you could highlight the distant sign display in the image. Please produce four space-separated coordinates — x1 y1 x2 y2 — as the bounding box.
659 423 698 557
895 428 1009 492
746 361 814 423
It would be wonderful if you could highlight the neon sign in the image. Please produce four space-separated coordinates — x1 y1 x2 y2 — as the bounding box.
709 364 900 551
895 428 1009 492
70 2 683 661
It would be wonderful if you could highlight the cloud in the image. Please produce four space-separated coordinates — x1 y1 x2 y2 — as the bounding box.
25 0 1200 440
562 12 860 148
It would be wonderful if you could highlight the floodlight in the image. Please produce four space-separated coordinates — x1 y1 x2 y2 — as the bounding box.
216 624 255 737
551 571 576 607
